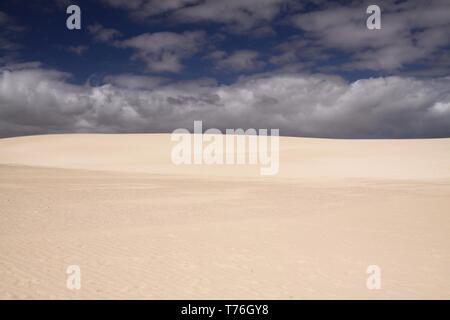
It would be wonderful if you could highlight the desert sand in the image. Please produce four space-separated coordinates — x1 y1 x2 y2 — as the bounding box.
0 134 449 299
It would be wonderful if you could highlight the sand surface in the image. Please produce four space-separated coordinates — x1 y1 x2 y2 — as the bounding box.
0 134 449 299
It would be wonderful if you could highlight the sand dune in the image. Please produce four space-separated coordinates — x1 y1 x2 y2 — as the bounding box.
0 134 449 299
0 134 450 180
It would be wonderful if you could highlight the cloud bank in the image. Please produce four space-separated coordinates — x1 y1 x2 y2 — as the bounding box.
1 64 449 138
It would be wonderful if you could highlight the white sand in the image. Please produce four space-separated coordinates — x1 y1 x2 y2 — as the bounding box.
0 134 449 299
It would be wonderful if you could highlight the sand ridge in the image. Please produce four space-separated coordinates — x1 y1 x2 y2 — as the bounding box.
1 134 449 180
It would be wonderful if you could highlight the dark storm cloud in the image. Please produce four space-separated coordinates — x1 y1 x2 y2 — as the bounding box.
1 64 449 138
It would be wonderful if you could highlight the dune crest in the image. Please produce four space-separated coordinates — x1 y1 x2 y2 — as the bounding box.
1 134 449 180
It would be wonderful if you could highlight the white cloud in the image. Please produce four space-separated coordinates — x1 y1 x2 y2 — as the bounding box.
0 11 25 50
290 0 450 71
100 0 296 33
100 0 196 17
67 45 89 56
171 0 289 32
1 64 450 138
88 23 122 42
119 31 206 72
212 50 264 71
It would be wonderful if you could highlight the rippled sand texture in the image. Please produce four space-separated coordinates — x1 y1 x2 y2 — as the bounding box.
0 134 449 299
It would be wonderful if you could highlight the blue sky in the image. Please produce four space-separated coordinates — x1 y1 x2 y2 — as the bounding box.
0 0 449 138
0 0 370 83
2 0 444 83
